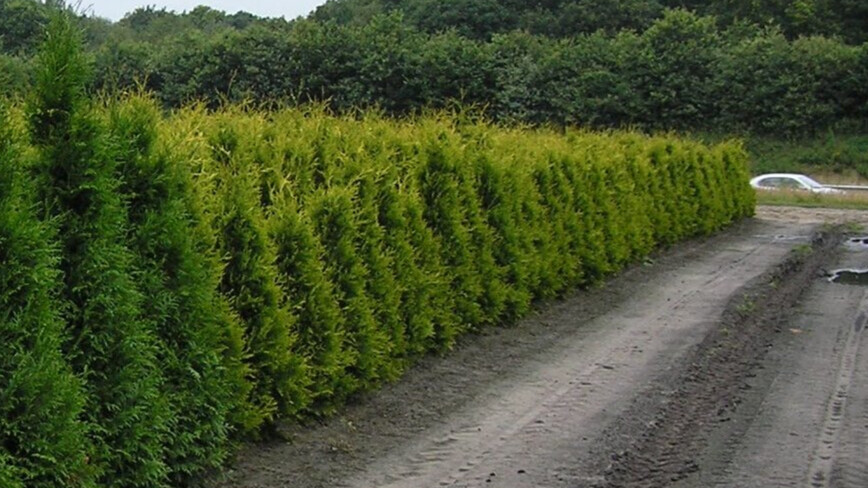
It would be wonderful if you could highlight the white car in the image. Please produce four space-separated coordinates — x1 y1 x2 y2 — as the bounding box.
749 173 843 194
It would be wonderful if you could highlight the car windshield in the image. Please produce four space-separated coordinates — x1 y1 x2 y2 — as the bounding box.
795 175 823 189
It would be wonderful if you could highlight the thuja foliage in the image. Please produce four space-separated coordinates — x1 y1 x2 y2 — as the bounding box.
308 186 394 387
203 115 311 428
0 102 93 488
177 107 753 416
106 94 253 482
375 174 444 355
27 13 170 488
354 172 407 368
268 194 354 412
417 141 486 333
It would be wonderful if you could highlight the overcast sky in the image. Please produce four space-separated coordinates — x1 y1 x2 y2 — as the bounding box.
82 1 329 22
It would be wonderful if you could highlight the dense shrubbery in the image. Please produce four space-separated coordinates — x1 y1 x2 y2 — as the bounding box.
28 15 172 487
98 10 866 138
3 2 867 140
0 97 93 488
748 134 868 178
314 0 868 44
0 12 754 487
107 95 254 482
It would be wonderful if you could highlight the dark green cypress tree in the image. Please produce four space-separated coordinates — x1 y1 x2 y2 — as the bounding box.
107 94 252 480
27 13 170 488
0 101 94 488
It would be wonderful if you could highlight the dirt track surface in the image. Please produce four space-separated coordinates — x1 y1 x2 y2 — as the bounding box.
220 206 868 488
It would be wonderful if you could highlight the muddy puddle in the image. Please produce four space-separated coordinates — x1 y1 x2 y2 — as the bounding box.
831 236 868 284
845 236 868 250
829 269 868 286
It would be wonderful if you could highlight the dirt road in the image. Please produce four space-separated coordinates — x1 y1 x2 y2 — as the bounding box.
220 206 868 488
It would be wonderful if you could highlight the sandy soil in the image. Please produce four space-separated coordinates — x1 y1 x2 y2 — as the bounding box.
217 206 868 488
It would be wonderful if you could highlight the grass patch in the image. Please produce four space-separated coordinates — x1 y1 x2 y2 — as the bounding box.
754 188 868 210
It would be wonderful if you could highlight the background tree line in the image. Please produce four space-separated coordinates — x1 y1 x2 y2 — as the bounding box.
1 0 867 137
315 0 868 43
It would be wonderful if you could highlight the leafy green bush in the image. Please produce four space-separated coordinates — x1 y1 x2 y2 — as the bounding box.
747 133 868 178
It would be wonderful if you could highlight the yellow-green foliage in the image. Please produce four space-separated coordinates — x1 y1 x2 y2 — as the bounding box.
3 87 752 486
201 111 311 427
161 105 754 417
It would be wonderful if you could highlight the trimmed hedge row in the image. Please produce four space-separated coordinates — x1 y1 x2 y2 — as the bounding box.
165 105 755 421
0 15 753 487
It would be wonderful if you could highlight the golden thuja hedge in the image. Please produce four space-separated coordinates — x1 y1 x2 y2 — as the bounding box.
163 103 755 418
1 94 754 488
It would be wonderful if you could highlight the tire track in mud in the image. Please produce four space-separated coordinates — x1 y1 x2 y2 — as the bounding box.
829 307 868 488
809 301 867 488
598 230 841 488
673 245 868 488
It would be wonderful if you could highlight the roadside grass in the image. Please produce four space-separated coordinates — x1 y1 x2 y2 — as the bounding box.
754 188 868 210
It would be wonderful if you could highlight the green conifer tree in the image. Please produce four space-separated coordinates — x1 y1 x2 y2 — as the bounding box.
207 123 311 428
269 193 355 412
0 101 94 488
355 173 406 371
408 190 461 350
108 94 252 480
376 177 440 355
27 13 170 488
309 186 391 388
455 155 508 326
417 141 483 331
475 156 533 319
